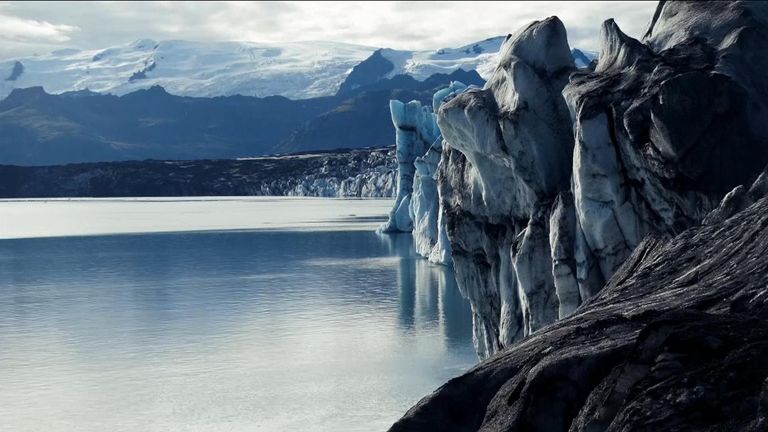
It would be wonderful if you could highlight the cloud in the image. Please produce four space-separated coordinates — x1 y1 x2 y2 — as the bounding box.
0 11 78 43
0 1 658 60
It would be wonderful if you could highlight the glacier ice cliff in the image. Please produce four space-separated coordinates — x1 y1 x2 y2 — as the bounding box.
379 99 441 233
411 82 469 265
565 0 768 292
390 1 768 430
380 82 471 265
431 0 768 358
437 16 577 357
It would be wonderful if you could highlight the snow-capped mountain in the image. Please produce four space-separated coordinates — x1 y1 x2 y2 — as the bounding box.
0 37 512 100
381 36 505 82
0 39 374 100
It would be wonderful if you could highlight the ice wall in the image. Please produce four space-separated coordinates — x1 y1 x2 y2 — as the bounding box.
380 82 469 266
436 1 768 358
379 100 440 233
410 81 468 264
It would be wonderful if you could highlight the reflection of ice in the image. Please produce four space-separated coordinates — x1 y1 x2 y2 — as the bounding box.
303 257 399 269
376 231 416 258
377 232 474 351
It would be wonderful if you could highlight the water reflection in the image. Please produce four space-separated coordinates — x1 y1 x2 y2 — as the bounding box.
378 232 474 347
0 229 476 432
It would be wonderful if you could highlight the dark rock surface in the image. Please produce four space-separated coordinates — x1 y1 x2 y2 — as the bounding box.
390 193 768 432
0 147 396 198
336 49 395 95
5 61 23 81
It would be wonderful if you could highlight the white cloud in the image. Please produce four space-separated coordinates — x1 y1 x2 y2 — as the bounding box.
0 3 78 43
0 1 658 60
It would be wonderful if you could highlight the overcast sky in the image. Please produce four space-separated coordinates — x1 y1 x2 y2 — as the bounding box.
0 1 658 60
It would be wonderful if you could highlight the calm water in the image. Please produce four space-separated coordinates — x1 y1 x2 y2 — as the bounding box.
0 199 476 432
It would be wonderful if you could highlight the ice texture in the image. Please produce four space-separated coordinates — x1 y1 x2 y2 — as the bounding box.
433 1 768 358
380 82 468 266
379 99 440 233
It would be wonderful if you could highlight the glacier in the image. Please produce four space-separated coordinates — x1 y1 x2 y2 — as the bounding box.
0 40 375 100
428 1 768 358
0 147 397 199
391 2 768 430
378 99 440 234
411 81 469 265
379 82 470 265
437 18 577 356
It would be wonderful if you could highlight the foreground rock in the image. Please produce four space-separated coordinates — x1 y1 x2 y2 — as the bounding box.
437 0 768 357
390 192 768 432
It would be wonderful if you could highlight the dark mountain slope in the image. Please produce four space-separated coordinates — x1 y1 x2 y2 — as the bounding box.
0 69 484 166
280 70 485 153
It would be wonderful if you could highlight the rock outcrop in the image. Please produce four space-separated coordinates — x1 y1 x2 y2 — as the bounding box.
435 0 768 357
390 181 768 432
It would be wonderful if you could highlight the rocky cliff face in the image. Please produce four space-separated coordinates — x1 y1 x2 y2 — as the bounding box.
435 0 768 358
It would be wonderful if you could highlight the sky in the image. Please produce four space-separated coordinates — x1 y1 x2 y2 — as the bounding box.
0 1 658 60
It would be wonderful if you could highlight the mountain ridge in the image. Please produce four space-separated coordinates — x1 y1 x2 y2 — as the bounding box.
0 69 485 165
0 37 507 100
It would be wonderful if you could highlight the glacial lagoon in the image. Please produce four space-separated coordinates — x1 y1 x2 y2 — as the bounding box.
0 198 477 432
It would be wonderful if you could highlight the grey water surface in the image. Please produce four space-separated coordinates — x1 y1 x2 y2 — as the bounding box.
0 227 476 432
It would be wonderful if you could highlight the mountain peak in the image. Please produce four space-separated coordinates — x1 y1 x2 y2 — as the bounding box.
3 86 50 103
130 39 158 50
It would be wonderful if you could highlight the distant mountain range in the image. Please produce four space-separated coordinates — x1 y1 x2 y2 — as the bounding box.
0 38 596 166
0 68 484 165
